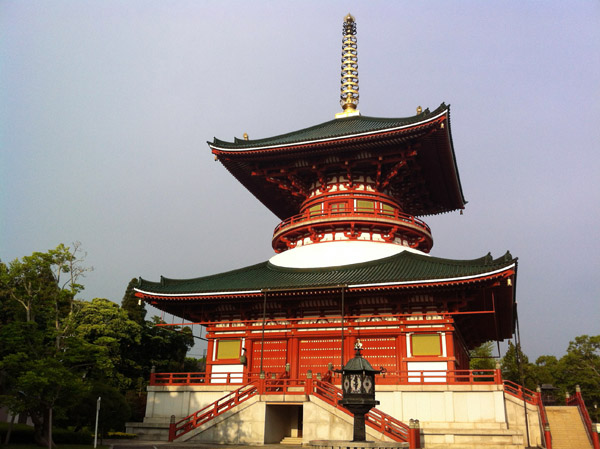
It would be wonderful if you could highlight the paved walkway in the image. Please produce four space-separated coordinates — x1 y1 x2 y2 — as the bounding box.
108 440 303 449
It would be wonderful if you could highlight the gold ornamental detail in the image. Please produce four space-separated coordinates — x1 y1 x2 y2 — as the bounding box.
335 13 361 119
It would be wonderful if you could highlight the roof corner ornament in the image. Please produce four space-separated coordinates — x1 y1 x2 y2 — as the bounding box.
335 13 361 119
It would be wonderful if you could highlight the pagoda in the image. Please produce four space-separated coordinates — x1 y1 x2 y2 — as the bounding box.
130 15 542 449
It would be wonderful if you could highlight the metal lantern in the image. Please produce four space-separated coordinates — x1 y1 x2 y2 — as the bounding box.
336 340 381 441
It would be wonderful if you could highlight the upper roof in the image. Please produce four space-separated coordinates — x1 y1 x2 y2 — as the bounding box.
211 105 450 151
135 250 516 298
209 104 466 220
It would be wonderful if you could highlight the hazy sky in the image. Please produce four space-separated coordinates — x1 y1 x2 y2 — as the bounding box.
2 1 599 360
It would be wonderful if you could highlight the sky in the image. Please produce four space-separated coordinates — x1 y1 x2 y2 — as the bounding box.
1 1 599 360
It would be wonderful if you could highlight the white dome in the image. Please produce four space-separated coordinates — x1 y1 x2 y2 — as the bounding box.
269 241 429 269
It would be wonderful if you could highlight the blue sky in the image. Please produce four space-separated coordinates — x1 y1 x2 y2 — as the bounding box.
1 1 599 359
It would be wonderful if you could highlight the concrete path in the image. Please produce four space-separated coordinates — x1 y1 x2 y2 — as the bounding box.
108 440 303 449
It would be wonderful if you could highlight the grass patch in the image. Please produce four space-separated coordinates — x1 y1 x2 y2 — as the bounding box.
0 422 96 445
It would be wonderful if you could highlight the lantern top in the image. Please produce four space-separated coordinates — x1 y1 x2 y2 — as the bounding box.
341 340 381 374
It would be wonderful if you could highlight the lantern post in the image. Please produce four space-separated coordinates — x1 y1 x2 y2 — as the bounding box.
336 340 381 442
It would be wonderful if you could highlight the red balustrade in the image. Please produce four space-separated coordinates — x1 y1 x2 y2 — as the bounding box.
151 369 502 386
502 380 538 405
167 377 412 446
273 208 432 236
310 379 410 443
536 391 552 449
169 381 259 441
151 372 206 385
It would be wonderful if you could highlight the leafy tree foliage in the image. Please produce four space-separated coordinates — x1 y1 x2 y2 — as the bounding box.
69 298 142 389
469 341 497 371
0 244 92 446
502 336 600 416
0 244 196 441
502 342 537 390
121 278 146 324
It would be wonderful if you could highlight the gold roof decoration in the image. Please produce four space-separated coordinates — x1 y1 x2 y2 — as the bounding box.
335 13 361 119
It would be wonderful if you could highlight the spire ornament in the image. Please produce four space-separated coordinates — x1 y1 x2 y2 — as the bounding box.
335 13 361 119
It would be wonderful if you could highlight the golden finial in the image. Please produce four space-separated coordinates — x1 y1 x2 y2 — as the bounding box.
335 13 360 119
243 133 249 140
417 106 422 114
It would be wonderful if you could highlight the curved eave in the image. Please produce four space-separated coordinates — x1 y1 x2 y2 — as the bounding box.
209 107 450 153
208 105 465 219
134 264 515 301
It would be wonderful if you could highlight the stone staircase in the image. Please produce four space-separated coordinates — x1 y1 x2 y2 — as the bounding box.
280 436 304 445
546 406 593 449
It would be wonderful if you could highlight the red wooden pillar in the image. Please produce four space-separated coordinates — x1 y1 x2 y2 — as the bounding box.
245 338 253 382
168 415 176 442
289 336 299 378
544 424 552 449
591 431 599 449
205 337 215 382
399 331 408 379
408 419 421 449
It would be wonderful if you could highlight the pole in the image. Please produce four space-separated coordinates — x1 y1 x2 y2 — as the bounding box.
48 407 52 449
340 286 345 369
260 291 267 375
514 304 531 448
94 396 101 448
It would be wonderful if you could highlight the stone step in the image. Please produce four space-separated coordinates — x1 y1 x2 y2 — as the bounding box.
281 436 304 445
546 406 593 449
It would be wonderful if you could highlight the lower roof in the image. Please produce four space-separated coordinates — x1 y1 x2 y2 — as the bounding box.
135 250 517 299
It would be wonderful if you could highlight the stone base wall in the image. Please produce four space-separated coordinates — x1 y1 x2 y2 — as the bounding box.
127 383 543 448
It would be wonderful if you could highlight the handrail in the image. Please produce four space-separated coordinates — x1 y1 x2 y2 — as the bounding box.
167 377 411 444
536 390 552 449
168 381 259 441
273 207 432 236
566 388 600 449
152 369 502 386
151 372 206 386
503 380 538 405
311 379 409 443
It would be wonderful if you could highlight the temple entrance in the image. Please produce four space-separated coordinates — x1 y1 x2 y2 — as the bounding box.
264 404 303 443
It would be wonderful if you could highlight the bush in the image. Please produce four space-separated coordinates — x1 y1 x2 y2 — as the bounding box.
106 431 137 439
53 428 93 444
0 422 35 443
0 422 92 445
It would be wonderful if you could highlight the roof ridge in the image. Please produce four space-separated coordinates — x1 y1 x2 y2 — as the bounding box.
210 103 449 149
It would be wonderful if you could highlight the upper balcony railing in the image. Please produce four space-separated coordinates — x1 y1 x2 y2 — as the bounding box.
272 207 432 252
150 369 503 387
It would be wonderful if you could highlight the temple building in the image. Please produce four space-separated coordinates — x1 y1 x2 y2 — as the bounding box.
127 14 584 449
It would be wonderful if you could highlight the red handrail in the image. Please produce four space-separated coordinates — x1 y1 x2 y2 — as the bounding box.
502 380 538 405
273 207 431 236
151 369 502 386
167 377 411 444
566 389 600 449
151 372 206 385
536 391 552 449
169 381 259 441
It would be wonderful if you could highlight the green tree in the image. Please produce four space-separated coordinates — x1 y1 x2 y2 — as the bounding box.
559 335 600 415
501 342 537 390
69 298 142 390
121 278 146 324
470 341 497 371
0 244 92 446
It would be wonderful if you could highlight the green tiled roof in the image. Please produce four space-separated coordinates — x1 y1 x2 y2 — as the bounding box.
136 250 516 297
210 104 447 150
